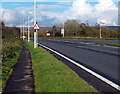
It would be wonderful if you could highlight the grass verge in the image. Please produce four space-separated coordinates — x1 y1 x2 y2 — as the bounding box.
45 36 120 40
96 43 120 47
26 41 99 92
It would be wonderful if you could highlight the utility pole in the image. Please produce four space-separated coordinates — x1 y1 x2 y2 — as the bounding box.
34 0 37 48
23 20 25 40
98 19 102 38
21 22 22 39
28 10 30 42
22 20 24 40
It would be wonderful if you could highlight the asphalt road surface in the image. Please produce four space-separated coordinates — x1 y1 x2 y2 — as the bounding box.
38 38 119 88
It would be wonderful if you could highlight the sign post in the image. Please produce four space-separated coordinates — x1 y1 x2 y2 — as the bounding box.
61 29 64 37
61 23 65 37
33 22 40 48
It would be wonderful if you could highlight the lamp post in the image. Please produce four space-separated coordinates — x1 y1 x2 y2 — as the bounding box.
99 21 105 39
100 24 102 38
22 19 25 40
21 22 22 38
98 19 103 39
28 10 30 42
34 0 37 48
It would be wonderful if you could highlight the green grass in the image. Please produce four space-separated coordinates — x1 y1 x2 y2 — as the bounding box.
46 36 119 40
96 43 120 47
26 41 99 93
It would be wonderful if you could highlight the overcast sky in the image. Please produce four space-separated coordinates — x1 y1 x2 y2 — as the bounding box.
0 0 120 27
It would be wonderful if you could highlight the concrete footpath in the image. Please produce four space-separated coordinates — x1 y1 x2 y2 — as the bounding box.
3 42 35 94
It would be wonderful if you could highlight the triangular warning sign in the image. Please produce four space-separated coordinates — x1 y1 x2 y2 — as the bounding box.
34 22 40 30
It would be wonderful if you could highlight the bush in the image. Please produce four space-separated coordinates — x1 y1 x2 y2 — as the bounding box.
2 22 22 90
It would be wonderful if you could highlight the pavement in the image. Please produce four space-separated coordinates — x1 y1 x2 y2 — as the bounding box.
38 38 120 92
3 42 35 94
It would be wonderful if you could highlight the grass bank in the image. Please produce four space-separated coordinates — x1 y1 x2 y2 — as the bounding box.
45 36 119 40
26 41 99 92
2 39 22 90
2 23 22 90
96 43 120 47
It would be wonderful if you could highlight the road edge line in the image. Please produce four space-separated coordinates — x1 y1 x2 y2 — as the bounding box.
38 43 120 91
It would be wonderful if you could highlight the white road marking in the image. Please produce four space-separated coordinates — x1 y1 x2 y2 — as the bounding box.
103 45 120 49
70 42 75 43
38 43 120 91
47 39 119 49
77 46 119 55
64 41 69 42
80 42 92 44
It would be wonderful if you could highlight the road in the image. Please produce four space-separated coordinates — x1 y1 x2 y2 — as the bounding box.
38 38 119 88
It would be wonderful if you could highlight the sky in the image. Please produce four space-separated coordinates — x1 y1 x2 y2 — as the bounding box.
0 0 120 27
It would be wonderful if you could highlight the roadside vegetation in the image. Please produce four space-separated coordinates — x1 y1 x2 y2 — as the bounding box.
26 41 99 92
26 20 120 40
1 21 22 90
49 36 119 40
96 43 120 47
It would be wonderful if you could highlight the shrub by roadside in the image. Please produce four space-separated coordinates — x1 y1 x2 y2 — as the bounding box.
2 22 22 90
2 39 22 90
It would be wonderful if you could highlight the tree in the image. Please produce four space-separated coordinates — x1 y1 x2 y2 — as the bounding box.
52 25 57 37
0 21 5 27
64 20 79 36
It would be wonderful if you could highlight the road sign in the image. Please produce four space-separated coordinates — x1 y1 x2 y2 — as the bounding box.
61 29 64 34
61 29 64 37
33 22 40 30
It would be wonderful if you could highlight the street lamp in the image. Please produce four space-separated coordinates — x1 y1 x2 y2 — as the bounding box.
98 19 105 38
22 19 25 40
27 10 30 42
100 24 102 38
34 0 37 48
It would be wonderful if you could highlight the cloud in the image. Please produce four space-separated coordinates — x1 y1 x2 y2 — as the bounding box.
1 8 31 26
62 0 118 26
36 4 66 10
3 0 74 2
40 0 118 26
2 9 22 26
0 8 4 20
3 0 119 3
1 0 119 26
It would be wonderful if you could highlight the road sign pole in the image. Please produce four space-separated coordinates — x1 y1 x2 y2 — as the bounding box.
34 31 37 48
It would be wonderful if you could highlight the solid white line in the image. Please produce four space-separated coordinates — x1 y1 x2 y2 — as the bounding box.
38 43 120 91
103 45 120 49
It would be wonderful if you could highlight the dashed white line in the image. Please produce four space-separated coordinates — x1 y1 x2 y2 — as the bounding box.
38 43 120 91
80 42 93 44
